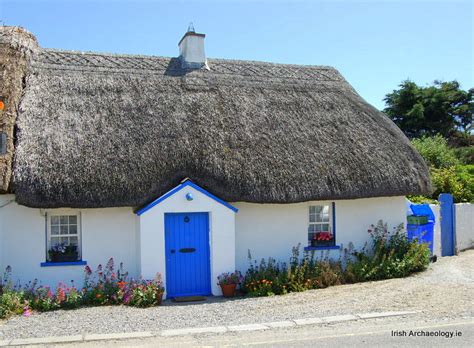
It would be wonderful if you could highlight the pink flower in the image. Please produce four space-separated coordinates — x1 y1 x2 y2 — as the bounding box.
23 306 32 317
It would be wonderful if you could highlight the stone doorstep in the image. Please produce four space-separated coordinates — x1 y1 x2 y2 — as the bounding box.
0 311 418 345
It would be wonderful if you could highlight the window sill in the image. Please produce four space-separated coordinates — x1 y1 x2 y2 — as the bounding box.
304 245 341 251
40 261 87 267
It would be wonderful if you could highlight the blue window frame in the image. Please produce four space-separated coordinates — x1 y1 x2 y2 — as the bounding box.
308 202 336 248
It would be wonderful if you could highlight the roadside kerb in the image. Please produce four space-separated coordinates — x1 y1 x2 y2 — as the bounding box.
1 310 419 346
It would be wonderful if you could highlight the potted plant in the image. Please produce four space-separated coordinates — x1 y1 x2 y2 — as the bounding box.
217 271 243 297
48 243 79 262
311 232 334 247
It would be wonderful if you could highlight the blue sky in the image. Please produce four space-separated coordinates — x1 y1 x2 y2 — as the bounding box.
1 0 472 109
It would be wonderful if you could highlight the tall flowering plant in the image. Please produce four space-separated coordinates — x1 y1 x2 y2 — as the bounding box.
82 258 163 307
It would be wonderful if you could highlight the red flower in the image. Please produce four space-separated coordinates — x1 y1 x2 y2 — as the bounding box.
314 232 333 241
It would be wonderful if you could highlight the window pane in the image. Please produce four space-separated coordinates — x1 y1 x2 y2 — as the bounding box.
322 214 330 222
309 214 316 222
51 216 60 225
315 213 323 222
60 216 68 224
51 225 60 235
313 206 323 214
322 224 330 232
308 224 316 233
315 224 322 232
60 225 68 235
322 205 329 214
69 224 77 235
309 206 316 214
51 237 60 246
69 216 77 224
69 237 78 246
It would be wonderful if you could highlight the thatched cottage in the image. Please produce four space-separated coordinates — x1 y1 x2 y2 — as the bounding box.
0 26 430 297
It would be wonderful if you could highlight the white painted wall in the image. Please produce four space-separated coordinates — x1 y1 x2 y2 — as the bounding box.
455 203 474 251
0 195 138 288
233 196 407 272
0 193 412 294
139 185 236 297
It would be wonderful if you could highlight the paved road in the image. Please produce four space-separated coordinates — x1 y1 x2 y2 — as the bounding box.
75 316 473 347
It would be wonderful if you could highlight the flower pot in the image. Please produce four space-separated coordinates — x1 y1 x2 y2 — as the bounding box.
156 292 163 305
311 239 334 247
49 253 79 263
220 283 237 297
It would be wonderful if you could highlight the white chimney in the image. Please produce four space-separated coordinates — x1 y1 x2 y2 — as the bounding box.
178 24 208 69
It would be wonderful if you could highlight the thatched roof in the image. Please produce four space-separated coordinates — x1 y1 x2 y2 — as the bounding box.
6 28 430 208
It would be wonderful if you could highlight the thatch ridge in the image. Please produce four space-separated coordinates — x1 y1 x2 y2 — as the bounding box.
10 32 430 208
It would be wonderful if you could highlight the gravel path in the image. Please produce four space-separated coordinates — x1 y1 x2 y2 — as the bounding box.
1 250 473 339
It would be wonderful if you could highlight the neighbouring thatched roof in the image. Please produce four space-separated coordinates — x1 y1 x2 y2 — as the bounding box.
9 30 430 208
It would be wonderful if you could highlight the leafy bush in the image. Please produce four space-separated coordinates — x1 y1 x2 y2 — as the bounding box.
412 135 459 168
0 291 24 319
431 165 473 203
406 195 438 204
454 146 474 165
410 135 473 203
352 221 430 281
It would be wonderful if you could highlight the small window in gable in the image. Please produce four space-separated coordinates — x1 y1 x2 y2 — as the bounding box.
308 204 335 247
46 213 82 262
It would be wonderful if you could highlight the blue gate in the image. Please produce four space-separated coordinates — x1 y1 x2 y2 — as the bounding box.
164 212 211 297
439 193 456 256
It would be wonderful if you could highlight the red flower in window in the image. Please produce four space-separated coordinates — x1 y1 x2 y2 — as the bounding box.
314 232 333 241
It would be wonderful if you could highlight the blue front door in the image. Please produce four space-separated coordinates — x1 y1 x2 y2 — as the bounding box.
164 212 211 297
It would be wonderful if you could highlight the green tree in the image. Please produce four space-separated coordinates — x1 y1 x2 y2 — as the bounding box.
384 80 473 138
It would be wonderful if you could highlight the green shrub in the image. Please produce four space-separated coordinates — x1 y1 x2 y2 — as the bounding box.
412 135 459 168
431 165 473 203
454 146 474 165
406 195 438 204
352 221 430 281
410 135 473 203
0 290 25 319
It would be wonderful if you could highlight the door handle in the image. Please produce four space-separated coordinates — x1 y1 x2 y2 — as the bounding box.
179 248 196 253
170 249 176 254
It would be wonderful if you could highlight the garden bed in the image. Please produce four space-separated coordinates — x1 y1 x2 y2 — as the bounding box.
0 221 431 320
